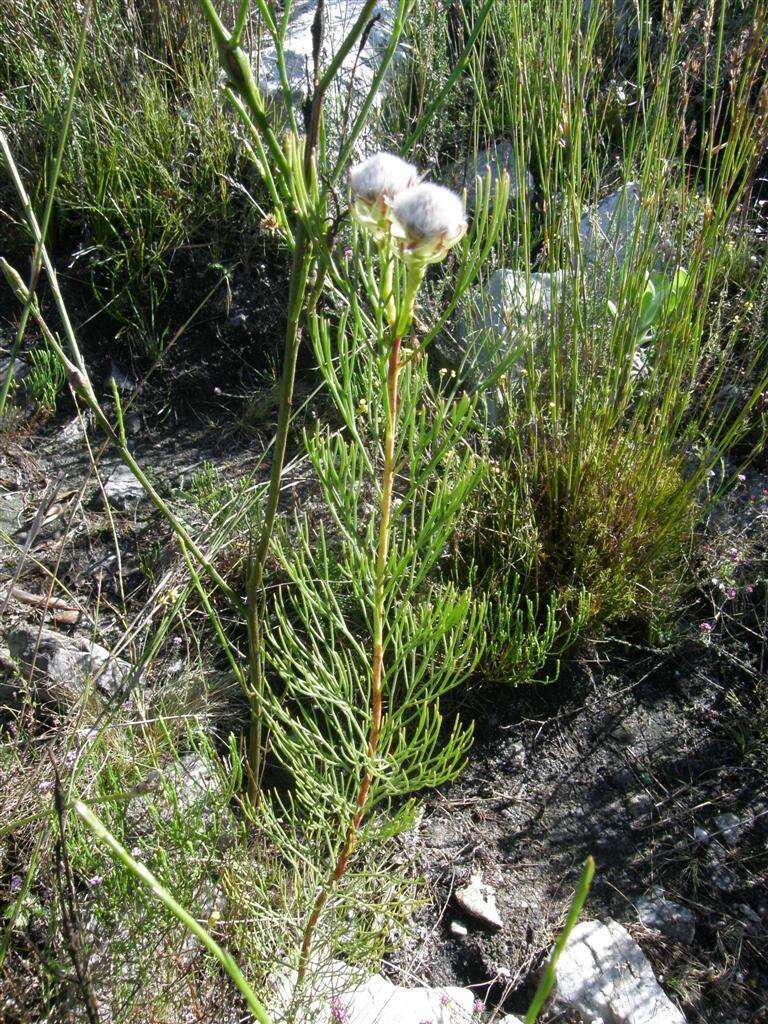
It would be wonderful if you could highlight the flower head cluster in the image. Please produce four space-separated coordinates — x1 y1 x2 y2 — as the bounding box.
349 152 466 265
391 183 467 265
349 152 419 239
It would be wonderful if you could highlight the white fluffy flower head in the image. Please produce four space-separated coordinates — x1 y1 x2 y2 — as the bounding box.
390 183 467 265
349 152 419 238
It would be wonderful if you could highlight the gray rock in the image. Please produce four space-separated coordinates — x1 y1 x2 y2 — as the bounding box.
627 793 653 819
58 416 87 447
7 624 139 705
0 644 20 707
736 904 762 934
455 872 504 930
714 812 744 848
0 356 28 384
103 464 146 510
0 490 24 535
108 361 136 393
452 140 533 212
637 889 696 944
709 859 738 893
448 268 564 405
271 959 474 1023
254 0 403 139
167 754 219 816
693 826 710 844
579 182 644 280
555 918 687 1024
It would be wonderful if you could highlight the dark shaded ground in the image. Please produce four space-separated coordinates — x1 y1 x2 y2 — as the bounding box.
394 624 768 1022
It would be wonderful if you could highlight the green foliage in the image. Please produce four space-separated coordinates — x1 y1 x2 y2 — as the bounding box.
0 0 258 353
402 0 768 656
25 338 66 412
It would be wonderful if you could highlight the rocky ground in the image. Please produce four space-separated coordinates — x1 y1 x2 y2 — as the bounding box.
395 636 768 1022
2 397 767 1023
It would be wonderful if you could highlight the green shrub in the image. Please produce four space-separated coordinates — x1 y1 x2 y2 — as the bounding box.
0 0 259 354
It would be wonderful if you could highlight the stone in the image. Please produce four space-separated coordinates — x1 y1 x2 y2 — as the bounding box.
693 826 710 844
0 491 24 565
254 1 403 138
58 416 87 447
579 182 644 280
450 920 468 938
627 793 653 819
636 889 695 944
108 361 137 393
448 268 564 399
709 860 738 893
0 356 28 385
103 464 146 510
7 624 139 705
0 490 24 534
271 959 474 1024
736 904 762 934
451 141 533 212
498 1017 524 1024
167 754 218 816
554 918 687 1024
454 872 504 930
714 812 744 848
0 645 20 707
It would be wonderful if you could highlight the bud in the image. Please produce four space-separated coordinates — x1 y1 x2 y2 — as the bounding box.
390 183 467 265
349 152 419 238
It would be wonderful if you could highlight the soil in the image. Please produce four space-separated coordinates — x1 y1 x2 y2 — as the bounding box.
394 629 768 1023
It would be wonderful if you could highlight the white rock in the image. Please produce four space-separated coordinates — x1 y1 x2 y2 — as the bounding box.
714 812 744 848
272 960 474 1023
451 268 564 386
254 0 403 139
103 464 146 509
58 416 87 447
455 872 504 930
578 182 644 279
555 918 687 1024
636 890 696 945
8 624 139 704
498 1017 524 1024
450 920 468 937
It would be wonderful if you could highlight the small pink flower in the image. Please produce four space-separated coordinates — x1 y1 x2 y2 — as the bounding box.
473 998 485 1013
746 585 754 594
699 621 713 632
213 386 222 396
737 473 746 482
330 997 348 1023
726 587 737 599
